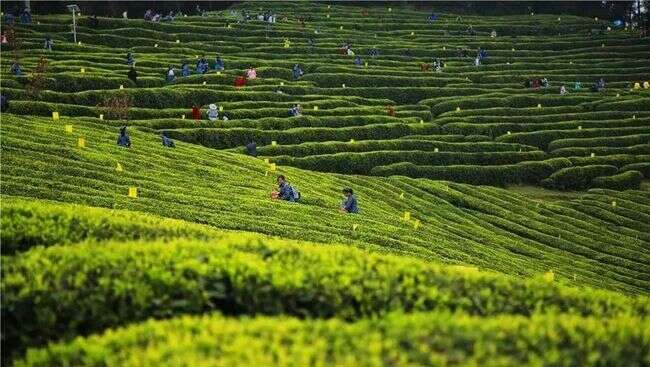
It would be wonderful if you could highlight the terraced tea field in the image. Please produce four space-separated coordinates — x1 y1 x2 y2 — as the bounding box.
1 1 649 365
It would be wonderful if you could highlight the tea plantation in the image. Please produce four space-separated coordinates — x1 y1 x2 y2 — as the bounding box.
1 1 649 365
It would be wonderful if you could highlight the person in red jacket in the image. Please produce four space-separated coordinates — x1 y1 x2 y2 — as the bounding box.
191 105 201 120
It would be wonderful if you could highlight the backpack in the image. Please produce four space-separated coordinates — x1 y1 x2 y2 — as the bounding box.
290 185 301 201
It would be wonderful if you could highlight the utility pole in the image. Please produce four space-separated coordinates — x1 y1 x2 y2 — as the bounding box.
67 4 80 44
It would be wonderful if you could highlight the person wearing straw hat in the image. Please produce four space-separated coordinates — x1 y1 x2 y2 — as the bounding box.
207 104 219 121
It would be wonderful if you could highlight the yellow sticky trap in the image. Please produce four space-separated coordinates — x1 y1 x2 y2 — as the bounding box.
443 46 446 50
78 41 82 45
612 201 617 207
269 163 276 172
537 103 542 108
403 211 410 221
342 83 346 88
176 39 180 43
80 68 85 73
77 137 86 148
419 119 424 124
578 126 582 130
413 219 420 229
399 192 404 199
154 43 158 47
216 71 221 75
64 124 73 133
511 47 515 51
326 14 330 18
99 114 104 120
456 107 461 112
52 111 60 120
128 186 138 198
327 4 331 8
507 131 511 135
410 31 415 36
601 43 604 48
271 141 277 146
280 81 284 86
181 114 185 119
227 24 232 28
219 106 224 112
616 93 620 97
590 153 595 157
116 162 123 172
558 17 561 21
349 139 355 143
594 17 598 21
339 25 343 30
203 81 207 85
352 224 358 231
264 158 270 164
313 106 319 111
364 61 368 67
119 84 124 90
543 271 554 282
434 147 439 152
633 115 636 119
388 7 392 12
195 55 198 59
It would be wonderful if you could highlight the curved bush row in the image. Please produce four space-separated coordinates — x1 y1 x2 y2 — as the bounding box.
591 170 645 191
127 114 418 130
163 123 439 149
252 139 537 158
567 154 650 168
272 150 547 175
541 165 619 190
370 159 568 186
497 126 650 150
442 118 650 137
548 134 650 151
0 197 222 254
16 311 650 367
550 144 650 157
4 238 649 360
620 162 650 177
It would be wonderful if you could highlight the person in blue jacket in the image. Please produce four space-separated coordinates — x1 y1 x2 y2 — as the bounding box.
181 62 190 77
117 126 131 148
214 56 225 71
10 62 22 76
271 175 300 202
340 187 359 213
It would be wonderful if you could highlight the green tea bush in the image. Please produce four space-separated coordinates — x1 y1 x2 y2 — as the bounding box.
619 162 650 177
4 239 648 359
371 160 562 186
591 170 644 190
0 197 221 254
273 150 546 175
16 312 650 367
541 165 619 190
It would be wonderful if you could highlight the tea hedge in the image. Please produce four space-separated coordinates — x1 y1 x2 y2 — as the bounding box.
16 312 650 367
4 238 649 359
591 170 645 191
